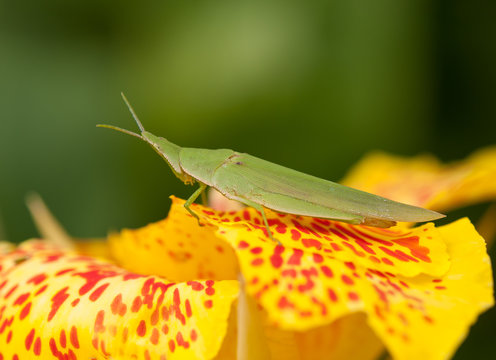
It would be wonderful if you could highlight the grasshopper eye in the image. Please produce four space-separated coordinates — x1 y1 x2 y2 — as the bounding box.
236 162 243 165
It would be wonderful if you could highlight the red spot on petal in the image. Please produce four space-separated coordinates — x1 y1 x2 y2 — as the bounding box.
4 285 18 299
48 287 69 322
70 326 79 349
137 320 147 337
185 300 192 317
312 253 323 263
342 242 365 257
111 294 123 315
382 257 394 265
291 220 310 234
277 296 295 309
55 268 75 276
60 330 66 348
311 222 329 234
123 273 145 281
34 337 41 355
251 258 264 266
25 329 35 350
187 281 204 291
291 229 301 240
238 241 249 249
74 269 117 296
20 302 31 320
94 310 106 333
393 236 431 262
341 275 354 285
151 309 159 325
320 266 333 278
204 300 213 308
281 269 297 278
270 245 284 268
302 238 322 250
68 349 76 360
132 296 142 312
49 338 57 356
345 262 356 271
288 249 303 265
89 283 109 302
91 337 98 350
275 225 287 234
369 256 381 263
328 289 338 302
150 328 159 345
34 285 48 296
250 247 262 254
27 274 47 285
122 327 129 343
205 287 215 296
348 292 360 301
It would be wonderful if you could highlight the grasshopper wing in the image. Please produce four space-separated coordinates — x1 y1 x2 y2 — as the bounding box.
211 153 444 225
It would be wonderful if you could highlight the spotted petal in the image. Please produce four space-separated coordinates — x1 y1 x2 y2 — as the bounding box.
341 146 496 211
109 202 239 281
188 198 450 278
0 241 238 360
368 218 494 360
184 198 492 359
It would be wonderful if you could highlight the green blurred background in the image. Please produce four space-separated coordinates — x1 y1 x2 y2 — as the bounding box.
0 0 495 358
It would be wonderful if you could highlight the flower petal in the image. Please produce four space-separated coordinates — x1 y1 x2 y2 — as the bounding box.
187 198 450 278
341 146 496 211
237 275 272 360
239 277 385 360
240 311 385 360
183 200 492 359
367 218 494 360
109 198 239 281
0 240 238 360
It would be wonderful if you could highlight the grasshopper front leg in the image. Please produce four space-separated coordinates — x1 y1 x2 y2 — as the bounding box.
184 183 208 226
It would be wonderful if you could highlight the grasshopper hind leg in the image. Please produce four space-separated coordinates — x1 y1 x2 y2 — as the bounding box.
257 206 280 245
226 196 280 244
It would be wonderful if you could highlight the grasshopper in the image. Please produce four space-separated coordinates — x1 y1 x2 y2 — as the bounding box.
98 94 444 242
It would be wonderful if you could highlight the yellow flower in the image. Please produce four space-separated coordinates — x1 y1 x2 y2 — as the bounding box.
341 146 496 212
0 147 494 360
0 239 238 359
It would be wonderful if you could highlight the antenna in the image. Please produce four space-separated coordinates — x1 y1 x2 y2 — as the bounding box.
121 92 145 132
96 124 142 139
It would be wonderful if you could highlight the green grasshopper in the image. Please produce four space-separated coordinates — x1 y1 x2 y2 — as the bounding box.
98 94 444 242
